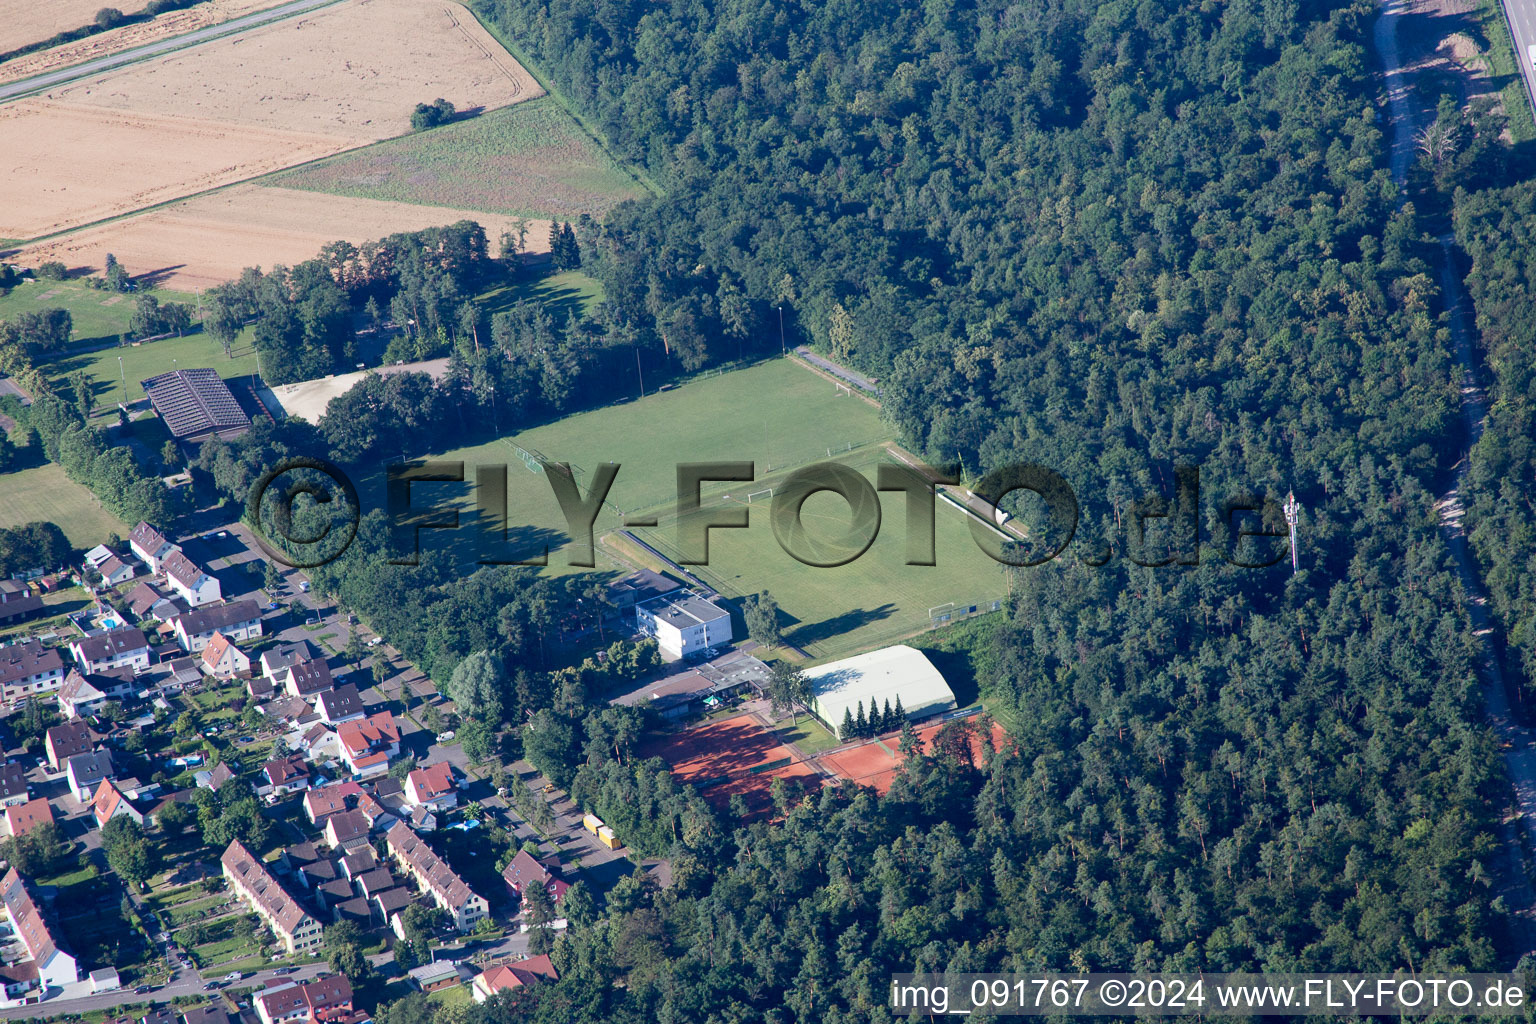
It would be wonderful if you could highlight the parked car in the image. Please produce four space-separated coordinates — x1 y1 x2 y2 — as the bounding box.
224 971 242 981
274 967 293 975
203 982 218 991
305 617 319 626
436 731 455 743
134 985 152 994
298 581 311 592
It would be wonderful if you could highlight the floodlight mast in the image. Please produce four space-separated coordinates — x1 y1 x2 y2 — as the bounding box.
1283 490 1300 573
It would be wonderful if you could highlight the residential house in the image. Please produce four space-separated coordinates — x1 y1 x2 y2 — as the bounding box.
339 848 376 879
44 721 93 771
337 712 399 778
57 668 134 719
501 849 569 910
220 840 322 955
260 641 314 682
160 551 221 608
127 522 176 574
285 660 334 702
2 798 53 839
262 755 311 796
125 582 165 619
470 956 558 1002
0 868 79 994
323 810 370 853
353 868 395 901
404 763 456 812
85 547 135 587
384 822 488 931
316 684 365 725
294 723 341 764
200 633 250 680
252 976 352 1024
182 1006 233 1024
171 601 262 653
69 628 151 676
90 779 143 828
65 750 115 802
0 580 43 625
356 792 398 833
0 640 67 704
193 763 234 792
302 782 362 825
0 764 28 808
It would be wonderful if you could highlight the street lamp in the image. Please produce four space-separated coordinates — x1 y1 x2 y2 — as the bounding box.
117 356 126 406
777 306 785 356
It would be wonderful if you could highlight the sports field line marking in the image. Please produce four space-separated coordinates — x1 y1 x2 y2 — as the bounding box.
876 739 896 758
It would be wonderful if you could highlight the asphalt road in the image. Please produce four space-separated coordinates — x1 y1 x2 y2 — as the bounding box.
0 0 345 103
0 963 329 1020
1503 0 1536 117
1375 0 1536 956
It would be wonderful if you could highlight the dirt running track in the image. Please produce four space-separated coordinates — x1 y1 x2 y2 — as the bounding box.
9 186 553 291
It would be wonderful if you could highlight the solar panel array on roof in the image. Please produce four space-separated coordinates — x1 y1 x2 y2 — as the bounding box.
140 369 250 440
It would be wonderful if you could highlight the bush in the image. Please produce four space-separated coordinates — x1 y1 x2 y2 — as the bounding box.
409 98 456 131
34 262 68 281
95 7 125 28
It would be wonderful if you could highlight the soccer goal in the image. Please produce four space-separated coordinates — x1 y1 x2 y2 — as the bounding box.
747 488 775 504
834 382 852 397
509 443 544 474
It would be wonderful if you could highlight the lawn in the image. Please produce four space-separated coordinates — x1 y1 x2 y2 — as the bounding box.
0 462 129 545
429 985 473 1009
354 357 1004 657
478 266 604 321
39 329 260 406
267 97 648 220
772 714 841 754
361 357 894 565
0 279 199 346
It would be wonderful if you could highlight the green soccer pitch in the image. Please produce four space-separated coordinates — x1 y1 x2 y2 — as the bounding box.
364 358 1007 656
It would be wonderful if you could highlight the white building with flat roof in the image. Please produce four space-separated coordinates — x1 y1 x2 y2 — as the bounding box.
635 590 732 659
806 644 957 740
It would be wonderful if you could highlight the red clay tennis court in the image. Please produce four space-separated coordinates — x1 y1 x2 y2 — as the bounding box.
642 713 823 816
818 718 1011 795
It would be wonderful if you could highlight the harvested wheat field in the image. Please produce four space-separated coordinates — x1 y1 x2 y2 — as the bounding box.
0 100 347 238
0 0 299 84
12 186 553 291
0 0 147 57
43 0 541 142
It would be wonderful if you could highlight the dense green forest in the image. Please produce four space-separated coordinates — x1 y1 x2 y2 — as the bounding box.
342 0 1536 1015
1453 185 1536 714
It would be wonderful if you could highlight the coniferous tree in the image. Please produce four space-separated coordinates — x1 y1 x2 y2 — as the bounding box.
840 707 855 740
853 701 867 738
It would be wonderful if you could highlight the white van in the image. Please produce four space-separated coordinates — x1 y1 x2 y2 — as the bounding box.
1529 42 1536 70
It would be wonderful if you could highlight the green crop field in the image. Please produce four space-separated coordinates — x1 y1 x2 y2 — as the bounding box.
359 358 1005 657
40 330 260 406
0 463 129 545
0 280 200 346
267 98 647 220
